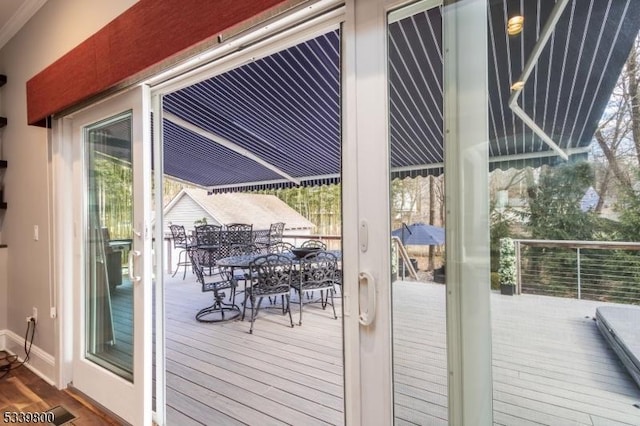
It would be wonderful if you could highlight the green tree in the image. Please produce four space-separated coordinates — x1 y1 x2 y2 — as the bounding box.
616 169 640 241
526 162 597 240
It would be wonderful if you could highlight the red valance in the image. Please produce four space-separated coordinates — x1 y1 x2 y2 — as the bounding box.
26 0 287 126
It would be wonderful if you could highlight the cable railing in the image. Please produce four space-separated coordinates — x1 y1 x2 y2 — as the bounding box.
514 239 640 305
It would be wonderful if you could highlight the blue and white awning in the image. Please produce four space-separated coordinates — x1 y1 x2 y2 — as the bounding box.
159 0 640 192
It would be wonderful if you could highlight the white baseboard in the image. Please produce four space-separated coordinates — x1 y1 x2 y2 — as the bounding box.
0 329 56 385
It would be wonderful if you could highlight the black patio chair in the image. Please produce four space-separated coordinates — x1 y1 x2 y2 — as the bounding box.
222 242 262 303
169 224 195 279
243 253 294 334
194 224 222 274
268 222 285 245
225 223 254 252
300 239 327 250
191 249 240 323
265 241 295 305
291 250 338 326
254 222 285 253
194 224 222 248
267 241 295 254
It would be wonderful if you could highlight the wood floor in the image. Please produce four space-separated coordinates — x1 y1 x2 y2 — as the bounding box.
0 357 121 425
112 276 640 425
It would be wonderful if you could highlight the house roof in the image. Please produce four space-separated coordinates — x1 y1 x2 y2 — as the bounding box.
158 0 640 192
165 188 315 231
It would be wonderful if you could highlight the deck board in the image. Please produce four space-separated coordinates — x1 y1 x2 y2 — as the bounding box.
108 276 640 425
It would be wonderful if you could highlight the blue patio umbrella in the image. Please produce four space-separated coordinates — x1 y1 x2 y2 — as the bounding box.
391 222 445 246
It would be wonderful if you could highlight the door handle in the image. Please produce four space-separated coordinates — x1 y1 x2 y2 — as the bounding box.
358 271 376 326
128 250 142 283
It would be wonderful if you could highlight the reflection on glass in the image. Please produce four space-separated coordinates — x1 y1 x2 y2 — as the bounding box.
488 0 640 423
388 3 448 424
85 112 134 381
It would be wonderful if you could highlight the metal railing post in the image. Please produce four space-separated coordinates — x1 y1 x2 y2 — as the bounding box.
576 247 581 300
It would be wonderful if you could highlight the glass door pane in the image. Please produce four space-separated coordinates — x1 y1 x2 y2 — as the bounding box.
71 85 151 426
84 112 134 381
388 3 448 424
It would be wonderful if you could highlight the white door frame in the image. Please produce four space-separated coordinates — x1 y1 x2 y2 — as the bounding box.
151 91 167 426
147 6 346 426
342 0 492 424
54 85 153 426
442 2 492 423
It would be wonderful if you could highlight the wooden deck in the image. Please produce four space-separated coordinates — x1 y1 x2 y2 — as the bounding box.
113 275 640 425
392 282 640 426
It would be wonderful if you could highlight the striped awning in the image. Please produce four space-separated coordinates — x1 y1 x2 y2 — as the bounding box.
160 0 640 192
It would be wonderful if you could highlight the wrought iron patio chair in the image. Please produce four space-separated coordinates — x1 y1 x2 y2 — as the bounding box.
300 239 327 250
255 222 285 253
220 242 262 302
242 253 294 334
169 224 195 279
194 224 222 248
191 250 240 323
291 250 338 326
268 222 285 245
267 241 295 254
194 224 222 274
222 224 255 286
266 241 295 304
225 223 253 248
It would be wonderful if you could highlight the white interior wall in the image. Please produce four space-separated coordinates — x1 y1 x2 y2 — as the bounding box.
0 0 138 358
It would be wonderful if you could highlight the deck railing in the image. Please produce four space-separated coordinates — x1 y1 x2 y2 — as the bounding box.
283 233 342 250
514 239 640 305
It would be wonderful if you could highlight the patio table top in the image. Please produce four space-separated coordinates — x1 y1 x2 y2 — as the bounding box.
217 249 341 269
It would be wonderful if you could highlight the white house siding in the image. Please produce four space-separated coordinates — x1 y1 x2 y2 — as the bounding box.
164 195 218 235
164 196 218 274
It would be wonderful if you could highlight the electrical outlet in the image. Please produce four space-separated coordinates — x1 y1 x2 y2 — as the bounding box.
32 307 38 323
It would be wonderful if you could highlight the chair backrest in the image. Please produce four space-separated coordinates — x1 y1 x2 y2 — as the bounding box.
268 222 285 244
248 254 293 296
195 224 222 247
190 250 232 292
189 248 216 280
226 223 253 232
190 250 206 284
299 251 338 289
301 239 327 250
224 223 254 253
169 224 189 248
268 241 295 254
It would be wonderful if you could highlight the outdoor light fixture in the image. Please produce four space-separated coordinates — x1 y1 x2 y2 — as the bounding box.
507 15 524 35
511 81 524 91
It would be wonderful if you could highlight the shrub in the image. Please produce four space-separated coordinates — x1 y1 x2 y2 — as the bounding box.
499 237 516 286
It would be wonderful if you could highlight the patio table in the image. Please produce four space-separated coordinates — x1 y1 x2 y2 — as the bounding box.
216 249 342 269
217 249 341 299
218 250 342 325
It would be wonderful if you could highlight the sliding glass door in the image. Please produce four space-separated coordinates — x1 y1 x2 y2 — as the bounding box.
70 86 153 425
343 0 491 423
